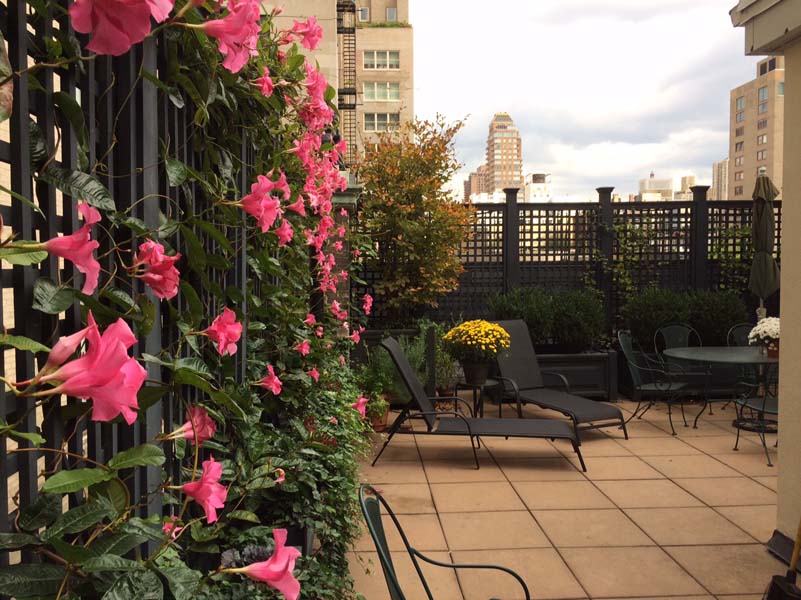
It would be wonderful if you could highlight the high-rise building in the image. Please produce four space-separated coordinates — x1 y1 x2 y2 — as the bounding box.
728 56 784 199
712 158 730 200
355 1 414 153
674 175 697 200
636 172 673 201
485 113 523 193
463 164 489 201
524 173 552 202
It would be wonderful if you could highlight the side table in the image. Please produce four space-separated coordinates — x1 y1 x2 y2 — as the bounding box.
454 379 502 418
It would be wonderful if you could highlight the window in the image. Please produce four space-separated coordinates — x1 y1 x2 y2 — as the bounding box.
757 150 767 161
734 156 744 166
757 134 767 144
769 57 776 71
779 82 785 96
386 7 397 21
735 141 744 152
364 112 400 132
735 186 744 196
759 86 768 101
363 81 400 101
734 171 744 181
735 111 745 122
357 7 369 21
736 96 745 110
760 62 768 76
758 119 768 129
363 50 400 69
735 126 744 136
758 102 768 114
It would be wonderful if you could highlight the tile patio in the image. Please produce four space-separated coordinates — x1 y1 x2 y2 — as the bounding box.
350 399 783 599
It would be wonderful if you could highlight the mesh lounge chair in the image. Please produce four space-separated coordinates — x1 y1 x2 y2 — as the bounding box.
372 337 586 471
492 320 627 439
359 484 531 600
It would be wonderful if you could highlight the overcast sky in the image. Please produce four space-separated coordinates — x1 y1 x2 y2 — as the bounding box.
407 0 758 200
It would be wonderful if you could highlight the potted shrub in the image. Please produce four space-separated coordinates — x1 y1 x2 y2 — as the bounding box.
550 288 605 352
442 320 510 385
621 286 691 348
365 393 390 432
688 290 748 345
487 287 553 346
749 317 780 357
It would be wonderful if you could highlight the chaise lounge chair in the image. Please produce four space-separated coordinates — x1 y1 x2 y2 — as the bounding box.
371 337 586 471
493 320 628 440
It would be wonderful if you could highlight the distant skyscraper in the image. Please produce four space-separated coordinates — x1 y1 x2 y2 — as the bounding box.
674 175 696 200
464 164 489 201
637 171 673 201
485 113 523 193
712 158 730 200
728 56 784 199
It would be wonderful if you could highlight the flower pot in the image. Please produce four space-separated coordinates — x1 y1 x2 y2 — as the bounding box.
461 362 489 386
371 408 389 432
767 341 779 359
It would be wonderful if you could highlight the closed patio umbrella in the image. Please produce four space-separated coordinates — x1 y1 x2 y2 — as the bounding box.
748 173 781 316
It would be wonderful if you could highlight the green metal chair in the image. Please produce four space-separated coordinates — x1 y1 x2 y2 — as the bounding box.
359 484 531 599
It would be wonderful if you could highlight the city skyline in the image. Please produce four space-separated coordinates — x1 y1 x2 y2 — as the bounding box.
408 0 760 200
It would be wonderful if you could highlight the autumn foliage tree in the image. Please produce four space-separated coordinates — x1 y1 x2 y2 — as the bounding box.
355 116 473 322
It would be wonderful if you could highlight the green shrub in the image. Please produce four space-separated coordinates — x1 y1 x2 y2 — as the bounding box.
551 288 605 351
688 290 749 345
622 287 691 348
487 287 553 344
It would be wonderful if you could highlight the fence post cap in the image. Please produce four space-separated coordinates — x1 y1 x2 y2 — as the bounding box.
596 186 615 194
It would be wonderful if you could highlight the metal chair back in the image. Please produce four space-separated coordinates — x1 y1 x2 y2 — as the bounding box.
493 320 545 389
381 337 437 430
727 323 753 347
654 323 702 355
619 330 648 388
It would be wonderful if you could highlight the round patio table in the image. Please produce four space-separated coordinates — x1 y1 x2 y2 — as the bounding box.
663 346 777 432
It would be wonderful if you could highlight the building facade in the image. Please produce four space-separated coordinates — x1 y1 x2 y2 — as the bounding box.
463 164 489 201
674 175 697 200
712 158 730 200
524 173 553 202
636 172 673 201
485 113 524 193
727 56 785 199
355 1 414 153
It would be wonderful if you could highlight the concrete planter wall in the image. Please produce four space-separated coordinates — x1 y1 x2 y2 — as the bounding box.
537 350 618 401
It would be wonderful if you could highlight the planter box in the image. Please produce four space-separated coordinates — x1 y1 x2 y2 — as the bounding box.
537 350 618 401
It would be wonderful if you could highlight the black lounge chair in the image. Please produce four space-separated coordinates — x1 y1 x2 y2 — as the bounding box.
372 337 586 471
360 484 531 599
493 320 627 439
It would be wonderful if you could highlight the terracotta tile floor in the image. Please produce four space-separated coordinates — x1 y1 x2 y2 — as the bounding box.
351 399 784 599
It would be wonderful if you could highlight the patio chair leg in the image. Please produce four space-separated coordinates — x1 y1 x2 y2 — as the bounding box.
371 430 396 466
620 418 629 440
680 402 688 427
733 403 744 451
692 401 706 429
624 401 649 425
638 401 654 419
469 436 480 469
758 428 773 467
371 412 405 466
573 442 587 472
667 404 677 436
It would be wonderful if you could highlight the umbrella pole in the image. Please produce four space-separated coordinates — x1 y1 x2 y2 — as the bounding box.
757 298 767 321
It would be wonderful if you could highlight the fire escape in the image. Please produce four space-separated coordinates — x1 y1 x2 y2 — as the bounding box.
337 1 357 166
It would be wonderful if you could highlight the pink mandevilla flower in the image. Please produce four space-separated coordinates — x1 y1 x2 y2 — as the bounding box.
182 456 227 524
178 406 217 446
291 16 323 50
69 0 174 56
295 340 311 356
43 202 102 295
275 220 294 247
362 293 373 316
349 330 360 344
134 240 181 300
261 365 282 395
274 468 286 484
256 66 274 97
352 396 369 419
286 196 306 216
307 367 320 382
205 307 242 356
303 313 316 326
202 0 261 73
232 529 301 600
241 175 282 233
163 516 182 539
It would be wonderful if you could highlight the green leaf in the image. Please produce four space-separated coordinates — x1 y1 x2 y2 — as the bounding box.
37 166 115 211
173 357 211 378
227 510 259 523
29 118 49 172
156 562 202 600
0 564 67 597
41 498 115 541
179 281 203 326
18 493 61 530
210 389 247 421
192 219 234 255
137 294 156 337
173 369 212 394
102 286 137 312
0 532 41 550
32 276 76 314
8 429 46 446
165 158 188 187
137 385 169 412
83 555 144 573
42 468 114 494
180 225 207 270
53 91 88 161
0 182 45 218
92 532 148 556
0 247 48 266
50 537 96 564
90 478 129 515
102 570 164 600
120 517 163 542
0 333 50 354
108 444 165 470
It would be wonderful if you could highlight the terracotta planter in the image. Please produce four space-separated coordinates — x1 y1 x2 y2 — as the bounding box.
461 362 489 386
371 408 389 432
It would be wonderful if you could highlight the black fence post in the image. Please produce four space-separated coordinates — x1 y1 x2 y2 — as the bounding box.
597 187 615 328
503 187 521 292
691 185 710 291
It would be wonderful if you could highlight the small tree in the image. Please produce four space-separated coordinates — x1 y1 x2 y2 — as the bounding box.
355 116 473 322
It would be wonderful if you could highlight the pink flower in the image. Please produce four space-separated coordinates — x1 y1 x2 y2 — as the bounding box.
291 16 323 50
255 66 274 97
69 0 173 56
261 365 282 395
350 330 361 344
286 196 306 216
163 516 182 539
241 175 282 233
339 208 348 217
181 456 227 524
315 326 324 338
303 313 316 326
37 313 145 425
332 240 343 252
352 396 369 419
295 340 311 356
274 468 285 484
362 294 373 316
42 318 98 372
307 367 319 382
275 220 294 247
352 248 361 258
338 354 346 367
133 240 181 300
202 0 261 73
328 416 338 425
177 406 217 446
234 529 301 600
43 202 101 294
205 307 242 356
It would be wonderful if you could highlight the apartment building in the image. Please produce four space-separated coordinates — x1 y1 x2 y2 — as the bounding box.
711 158 729 200
485 112 524 193
728 56 785 199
